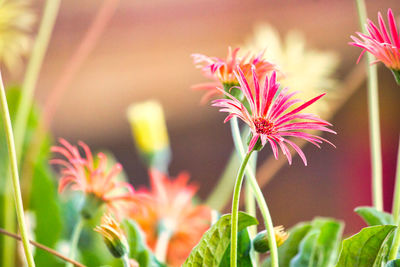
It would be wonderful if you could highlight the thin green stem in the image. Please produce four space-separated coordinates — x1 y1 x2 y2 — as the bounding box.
245 153 258 264
66 218 85 267
154 229 171 264
230 118 278 267
392 138 400 221
355 0 383 211
0 72 35 266
389 138 400 260
1 1 60 265
122 254 130 267
231 150 253 267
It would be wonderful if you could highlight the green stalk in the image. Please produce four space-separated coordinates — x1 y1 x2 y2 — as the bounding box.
122 254 130 267
393 139 400 220
66 218 84 267
389 139 400 260
245 151 258 264
0 72 35 266
355 0 383 211
231 151 253 267
230 117 278 267
154 229 171 263
1 0 60 265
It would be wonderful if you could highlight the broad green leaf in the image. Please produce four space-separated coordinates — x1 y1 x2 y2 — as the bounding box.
335 225 396 267
387 259 400 267
262 222 312 267
183 212 258 267
290 230 320 267
123 219 166 267
219 229 253 267
310 218 344 267
289 218 343 267
355 206 394 226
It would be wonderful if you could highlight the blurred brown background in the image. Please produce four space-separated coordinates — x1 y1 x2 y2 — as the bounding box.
9 0 400 235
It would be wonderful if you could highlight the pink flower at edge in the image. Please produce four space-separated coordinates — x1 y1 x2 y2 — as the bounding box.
350 8 400 71
50 138 136 218
212 67 336 166
192 46 277 103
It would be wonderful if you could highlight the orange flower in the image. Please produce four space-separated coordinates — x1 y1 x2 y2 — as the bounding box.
192 46 277 103
51 138 135 218
129 170 211 266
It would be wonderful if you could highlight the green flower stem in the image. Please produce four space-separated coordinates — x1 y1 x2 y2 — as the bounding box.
245 154 258 264
154 229 171 263
355 0 383 211
230 117 278 267
231 150 253 267
0 72 35 266
389 139 400 260
1 0 60 266
66 218 85 267
122 254 130 267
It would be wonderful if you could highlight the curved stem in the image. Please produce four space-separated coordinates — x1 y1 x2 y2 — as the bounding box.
122 254 130 267
231 151 252 267
66 218 85 267
389 138 400 260
154 229 171 263
0 228 85 267
355 0 383 211
392 138 400 220
0 72 35 266
230 117 279 267
2 0 60 265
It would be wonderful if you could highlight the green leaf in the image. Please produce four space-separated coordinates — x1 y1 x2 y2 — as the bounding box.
289 218 343 267
122 219 166 267
335 225 396 267
219 229 253 267
262 222 312 267
183 212 258 267
310 218 344 267
387 259 400 267
355 206 394 226
290 230 320 267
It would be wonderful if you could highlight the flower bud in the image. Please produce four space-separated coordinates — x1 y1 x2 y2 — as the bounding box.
253 226 289 253
94 214 129 258
127 100 171 172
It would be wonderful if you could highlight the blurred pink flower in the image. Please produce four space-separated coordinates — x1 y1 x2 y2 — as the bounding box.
350 9 400 74
129 169 211 267
192 46 276 103
51 138 135 217
212 67 335 165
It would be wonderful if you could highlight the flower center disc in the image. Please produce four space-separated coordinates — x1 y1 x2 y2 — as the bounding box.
254 117 275 135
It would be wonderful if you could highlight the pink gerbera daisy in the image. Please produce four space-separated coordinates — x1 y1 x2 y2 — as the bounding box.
51 138 135 218
192 46 277 103
350 8 400 84
212 67 335 165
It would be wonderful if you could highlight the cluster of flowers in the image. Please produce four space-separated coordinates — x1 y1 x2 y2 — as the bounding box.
48 7 400 267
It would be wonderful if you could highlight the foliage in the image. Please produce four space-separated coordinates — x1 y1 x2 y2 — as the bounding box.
183 212 258 267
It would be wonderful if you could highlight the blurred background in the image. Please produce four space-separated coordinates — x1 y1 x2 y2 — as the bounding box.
6 0 400 236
